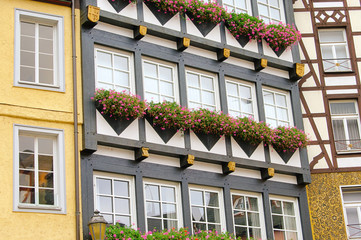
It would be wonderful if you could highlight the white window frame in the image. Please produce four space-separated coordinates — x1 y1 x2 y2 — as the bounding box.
93 172 137 227
189 184 226 233
225 77 258 120
269 195 303 240
94 46 134 93
14 9 64 91
223 0 252 15
231 190 266 240
143 178 183 231
142 57 178 103
257 0 285 24
186 68 220 110
330 100 361 153
263 87 293 128
341 185 361 239
13 125 66 213
318 28 351 73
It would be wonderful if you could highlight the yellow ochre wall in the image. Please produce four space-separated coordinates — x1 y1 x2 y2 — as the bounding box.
307 172 361 240
0 0 82 239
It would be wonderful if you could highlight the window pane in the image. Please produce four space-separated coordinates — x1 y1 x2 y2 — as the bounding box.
191 190 204 205
145 185 160 201
274 230 286 240
39 172 53 188
248 212 260 227
235 226 248 238
202 91 215 105
269 0 279 7
271 200 282 214
164 220 178 230
145 93 160 102
147 202 161 217
159 66 172 81
144 77 159 94
228 97 240 111
241 99 253 114
39 25 53 39
193 222 207 232
346 208 359 224
160 81 174 96
20 153 34 169
201 76 214 91
319 30 345 43
21 36 35 51
114 55 128 71
192 207 206 222
20 170 35 186
115 215 130 226
258 4 269 16
330 102 356 114
162 203 177 219
343 190 361 202
39 69 54 85
277 108 289 121
265 105 276 118
39 39 53 54
249 228 262 239
115 198 130 214
20 66 35 82
39 155 53 171
283 202 295 215
98 196 113 212
270 8 281 20
332 119 346 141
39 189 54 205
247 197 259 211
38 138 53 154
205 192 219 207
321 46 333 59
335 45 348 58
114 180 129 197
235 0 246 9
227 82 238 96
286 232 298 240
97 67 113 84
102 214 113 224
21 51 35 67
96 178 112 195
275 94 287 107
143 62 157 78
21 22 35 36
147 218 162 231
97 51 112 67
208 224 221 232
20 187 35 204
264 91 274 104
347 119 360 140
162 186 175 202
188 88 201 102
20 136 34 152
234 210 247 225
272 215 284 229
187 73 199 87
233 195 245 210
239 85 251 99
39 53 53 70
207 208 220 223
114 71 129 87
285 216 297 230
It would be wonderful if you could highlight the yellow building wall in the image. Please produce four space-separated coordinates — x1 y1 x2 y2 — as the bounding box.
308 172 361 240
0 0 82 239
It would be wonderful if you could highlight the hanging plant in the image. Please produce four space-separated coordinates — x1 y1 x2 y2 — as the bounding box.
268 126 309 153
262 23 301 53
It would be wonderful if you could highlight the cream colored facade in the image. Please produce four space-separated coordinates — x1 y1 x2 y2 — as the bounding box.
294 0 361 238
0 0 82 239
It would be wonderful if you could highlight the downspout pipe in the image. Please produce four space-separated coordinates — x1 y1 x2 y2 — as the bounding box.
71 1 81 240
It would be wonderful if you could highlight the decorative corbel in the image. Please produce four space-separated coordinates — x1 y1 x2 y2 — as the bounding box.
222 161 235 175
82 5 100 28
177 37 190 51
134 25 147 40
297 173 311 185
254 58 267 71
135 147 149 161
289 63 305 81
180 154 194 168
261 168 274 180
217 48 230 62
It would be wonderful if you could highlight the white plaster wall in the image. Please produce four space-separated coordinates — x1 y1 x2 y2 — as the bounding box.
293 0 305 9
353 36 361 57
145 120 185 148
326 89 358 94
302 91 325 113
185 18 221 42
348 0 361 7
224 28 259 53
301 102 306 114
302 38 317 60
224 56 255 70
231 138 266 161
325 76 356 86
230 168 261 179
98 0 137 19
189 131 227 155
142 154 181 167
142 35 177 50
143 3 181 31
314 117 329 140
313 157 329 169
301 75 317 87
312 63 321 83
262 40 293 62
303 118 317 142
269 174 298 184
261 66 289 79
306 145 322 163
269 147 301 168
95 145 135 160
94 22 134 38
349 10 361 32
295 12 313 34
184 46 217 60
188 161 223 173
313 2 343 7
337 156 361 168
96 111 140 140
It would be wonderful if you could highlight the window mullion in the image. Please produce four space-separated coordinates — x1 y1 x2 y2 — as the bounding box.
35 23 39 84
34 137 39 205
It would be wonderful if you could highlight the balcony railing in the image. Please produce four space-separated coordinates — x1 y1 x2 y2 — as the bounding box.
322 58 352 72
335 139 361 152
348 223 361 238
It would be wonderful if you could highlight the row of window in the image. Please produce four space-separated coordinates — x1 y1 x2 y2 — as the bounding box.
95 47 293 129
94 172 302 240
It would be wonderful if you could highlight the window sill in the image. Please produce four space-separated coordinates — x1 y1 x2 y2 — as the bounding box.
14 81 64 92
336 150 361 155
15 204 65 214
